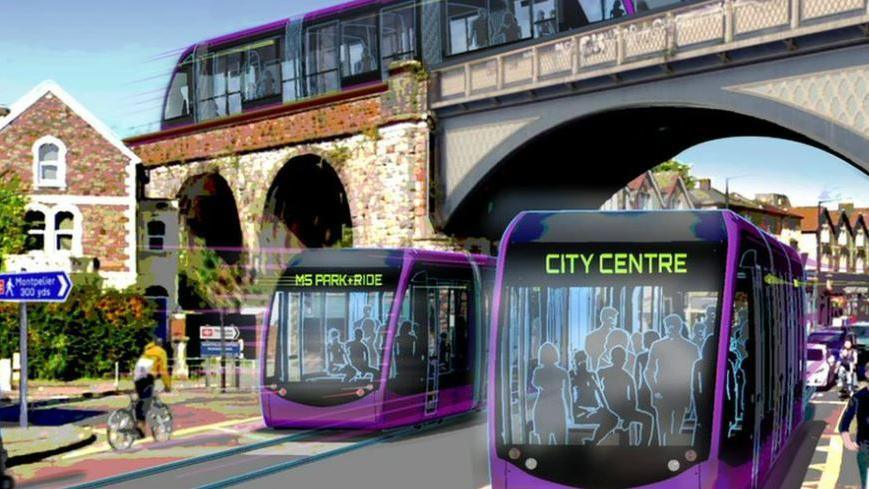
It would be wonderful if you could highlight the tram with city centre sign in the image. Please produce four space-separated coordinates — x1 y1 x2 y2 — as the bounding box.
152 0 701 134
489 210 807 489
260 248 495 429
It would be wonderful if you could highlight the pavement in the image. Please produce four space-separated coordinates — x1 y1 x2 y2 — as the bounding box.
3 386 262 488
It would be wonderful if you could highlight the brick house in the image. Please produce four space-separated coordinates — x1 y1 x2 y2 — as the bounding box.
0 81 138 289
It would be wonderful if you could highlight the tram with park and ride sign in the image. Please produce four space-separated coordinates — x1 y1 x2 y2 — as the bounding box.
489 210 807 489
261 248 495 430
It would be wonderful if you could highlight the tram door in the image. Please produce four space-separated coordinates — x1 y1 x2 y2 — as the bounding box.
385 261 475 422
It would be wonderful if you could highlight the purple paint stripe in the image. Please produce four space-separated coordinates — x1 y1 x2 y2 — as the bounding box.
486 210 526 485
709 212 739 464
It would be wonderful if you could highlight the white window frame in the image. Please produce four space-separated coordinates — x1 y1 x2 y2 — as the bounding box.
146 219 167 251
24 203 51 254
50 204 83 255
32 135 67 189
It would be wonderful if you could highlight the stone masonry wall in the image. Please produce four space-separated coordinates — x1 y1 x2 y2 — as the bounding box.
137 62 463 254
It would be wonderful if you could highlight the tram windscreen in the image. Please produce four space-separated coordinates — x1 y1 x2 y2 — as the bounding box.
496 241 725 488
266 268 401 406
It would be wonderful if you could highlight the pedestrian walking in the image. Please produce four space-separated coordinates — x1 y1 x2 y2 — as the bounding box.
839 361 869 488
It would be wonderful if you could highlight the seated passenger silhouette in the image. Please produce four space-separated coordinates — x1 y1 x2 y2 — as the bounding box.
346 328 379 382
531 343 570 445
610 0 626 17
570 350 618 445
327 329 354 379
645 314 699 446
598 346 654 446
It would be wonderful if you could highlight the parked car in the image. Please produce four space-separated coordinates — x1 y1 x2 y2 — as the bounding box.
806 342 838 388
808 328 849 357
849 322 869 362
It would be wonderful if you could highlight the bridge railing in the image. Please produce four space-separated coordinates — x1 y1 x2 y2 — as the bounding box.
432 0 867 107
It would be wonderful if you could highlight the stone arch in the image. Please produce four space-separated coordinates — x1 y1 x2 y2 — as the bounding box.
439 48 869 233
444 104 866 238
257 153 353 272
176 171 245 265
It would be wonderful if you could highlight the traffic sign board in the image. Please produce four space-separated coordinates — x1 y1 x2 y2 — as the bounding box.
0 271 72 303
201 341 241 358
199 326 240 341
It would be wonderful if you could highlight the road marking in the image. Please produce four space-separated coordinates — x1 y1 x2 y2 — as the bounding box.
818 435 843 489
62 416 263 460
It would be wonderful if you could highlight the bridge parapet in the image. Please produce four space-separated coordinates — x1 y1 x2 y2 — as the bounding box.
432 0 867 108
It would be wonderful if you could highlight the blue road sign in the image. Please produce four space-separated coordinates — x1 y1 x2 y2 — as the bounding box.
201 341 242 358
0 271 72 303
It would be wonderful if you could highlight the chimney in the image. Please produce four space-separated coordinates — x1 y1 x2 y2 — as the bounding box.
0 105 9 118
697 178 712 191
839 202 854 213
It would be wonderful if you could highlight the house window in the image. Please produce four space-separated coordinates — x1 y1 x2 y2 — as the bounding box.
24 209 46 251
147 220 166 251
55 211 75 251
32 136 67 188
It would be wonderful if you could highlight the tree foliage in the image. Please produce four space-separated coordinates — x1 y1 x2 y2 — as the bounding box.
652 160 696 189
178 243 249 311
0 171 28 269
0 276 155 380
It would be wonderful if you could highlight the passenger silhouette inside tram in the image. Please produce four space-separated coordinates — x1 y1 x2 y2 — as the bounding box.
354 306 381 366
346 328 379 381
394 321 421 382
530 343 571 445
727 308 749 435
610 0 626 17
326 329 352 379
570 350 618 445
634 330 661 416
597 346 654 446
645 314 700 445
603 328 635 372
586 307 619 371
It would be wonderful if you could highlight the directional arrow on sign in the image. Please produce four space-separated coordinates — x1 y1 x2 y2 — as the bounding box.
0 271 72 303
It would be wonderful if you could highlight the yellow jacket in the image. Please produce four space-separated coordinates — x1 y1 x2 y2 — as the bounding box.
141 342 172 390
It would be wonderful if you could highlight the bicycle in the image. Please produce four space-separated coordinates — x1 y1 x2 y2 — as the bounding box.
106 390 173 451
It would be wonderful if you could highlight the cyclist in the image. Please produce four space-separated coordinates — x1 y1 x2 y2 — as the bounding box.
839 338 859 397
133 336 172 438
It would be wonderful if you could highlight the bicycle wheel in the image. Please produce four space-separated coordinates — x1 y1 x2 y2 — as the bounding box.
107 409 137 451
147 401 173 442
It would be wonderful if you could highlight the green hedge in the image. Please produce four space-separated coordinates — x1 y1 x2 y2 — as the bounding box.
0 276 155 380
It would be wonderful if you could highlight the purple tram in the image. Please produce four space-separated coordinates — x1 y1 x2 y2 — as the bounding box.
489 210 807 489
260 248 495 429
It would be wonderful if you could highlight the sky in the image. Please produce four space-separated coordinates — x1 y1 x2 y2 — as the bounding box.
1 1 866 207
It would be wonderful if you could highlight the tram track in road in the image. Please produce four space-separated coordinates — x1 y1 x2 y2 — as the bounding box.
194 412 480 489
63 426 329 489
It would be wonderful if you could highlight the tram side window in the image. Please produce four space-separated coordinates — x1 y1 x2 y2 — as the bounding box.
305 23 340 96
164 64 192 121
242 38 281 103
720 284 755 466
446 0 534 55
266 292 283 381
341 13 379 82
381 3 416 72
197 50 243 120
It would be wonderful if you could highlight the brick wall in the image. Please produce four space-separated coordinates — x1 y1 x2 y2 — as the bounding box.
80 204 130 272
0 94 129 197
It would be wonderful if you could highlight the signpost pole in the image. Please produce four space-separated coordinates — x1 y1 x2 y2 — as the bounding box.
220 312 226 393
19 302 27 429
